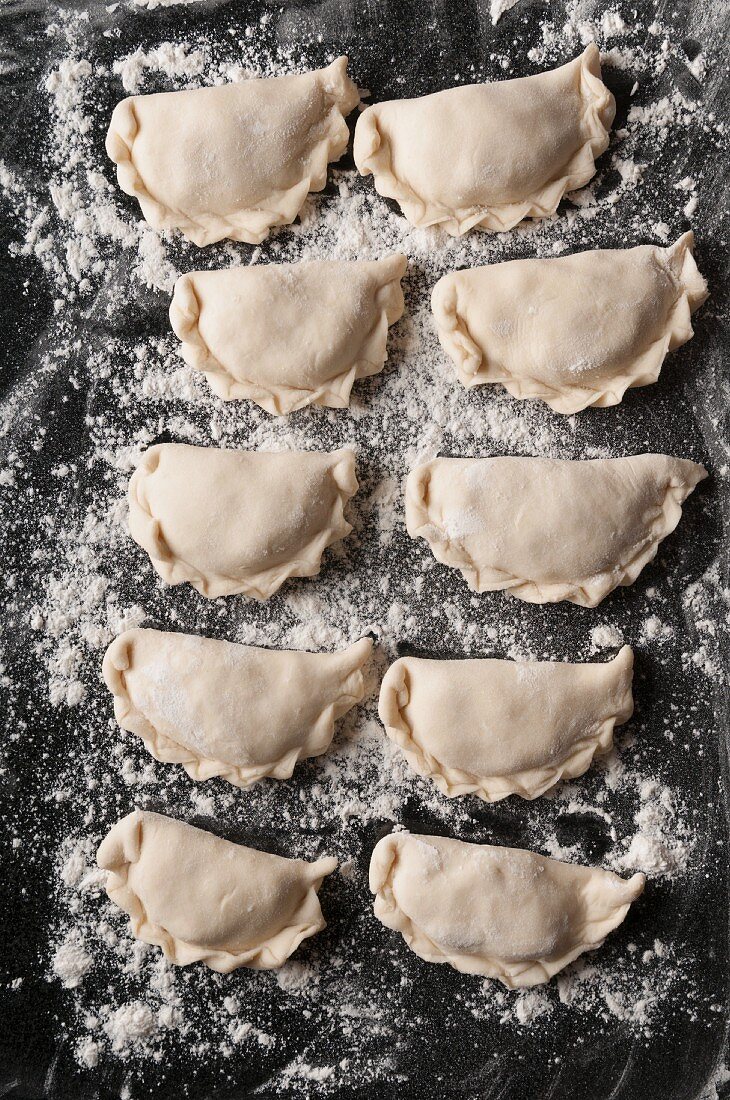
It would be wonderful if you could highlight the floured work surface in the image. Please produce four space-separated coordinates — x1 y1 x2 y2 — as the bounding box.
0 1 728 1098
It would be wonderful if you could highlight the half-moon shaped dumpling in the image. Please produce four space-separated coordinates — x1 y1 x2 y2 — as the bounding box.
406 454 706 607
379 646 633 801
128 443 357 600
106 57 359 247
369 832 645 987
98 810 337 972
431 233 708 413
169 255 407 414
103 629 372 786
353 45 614 236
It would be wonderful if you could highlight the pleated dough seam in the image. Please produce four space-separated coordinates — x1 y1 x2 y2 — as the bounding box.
128 449 356 600
355 46 613 236
100 814 333 971
142 539 353 600
171 258 405 414
433 233 706 414
383 714 623 802
115 882 328 972
107 647 369 787
407 461 703 606
107 59 358 247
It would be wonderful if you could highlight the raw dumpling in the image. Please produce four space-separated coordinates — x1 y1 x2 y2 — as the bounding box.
354 45 614 236
369 832 645 987
379 646 633 801
128 443 357 600
431 233 708 413
406 454 706 607
98 810 336 972
106 57 359 247
103 628 372 786
169 255 407 414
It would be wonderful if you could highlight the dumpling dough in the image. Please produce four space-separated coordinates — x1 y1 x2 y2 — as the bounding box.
379 646 633 801
432 233 708 413
406 454 707 606
354 45 614 236
369 832 645 987
128 443 357 600
103 629 372 786
106 57 359 247
97 810 336 972
169 255 407 414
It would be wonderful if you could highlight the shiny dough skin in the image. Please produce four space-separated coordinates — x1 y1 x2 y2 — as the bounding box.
354 45 614 236
103 629 372 787
169 255 407 414
106 57 359 246
406 454 707 606
128 443 357 600
379 646 633 801
369 832 645 987
431 233 708 413
97 810 337 972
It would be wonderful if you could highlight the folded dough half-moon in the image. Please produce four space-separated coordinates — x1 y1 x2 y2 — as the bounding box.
432 233 708 413
379 646 633 801
406 454 707 607
103 629 372 786
98 810 337 972
128 443 357 600
369 832 645 987
106 57 359 247
354 45 614 236
169 255 407 414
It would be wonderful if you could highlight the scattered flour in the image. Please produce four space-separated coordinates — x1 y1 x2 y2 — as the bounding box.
112 42 209 94
104 1001 158 1053
510 989 554 1026
590 624 625 650
613 779 692 878
131 0 208 9
53 933 94 988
